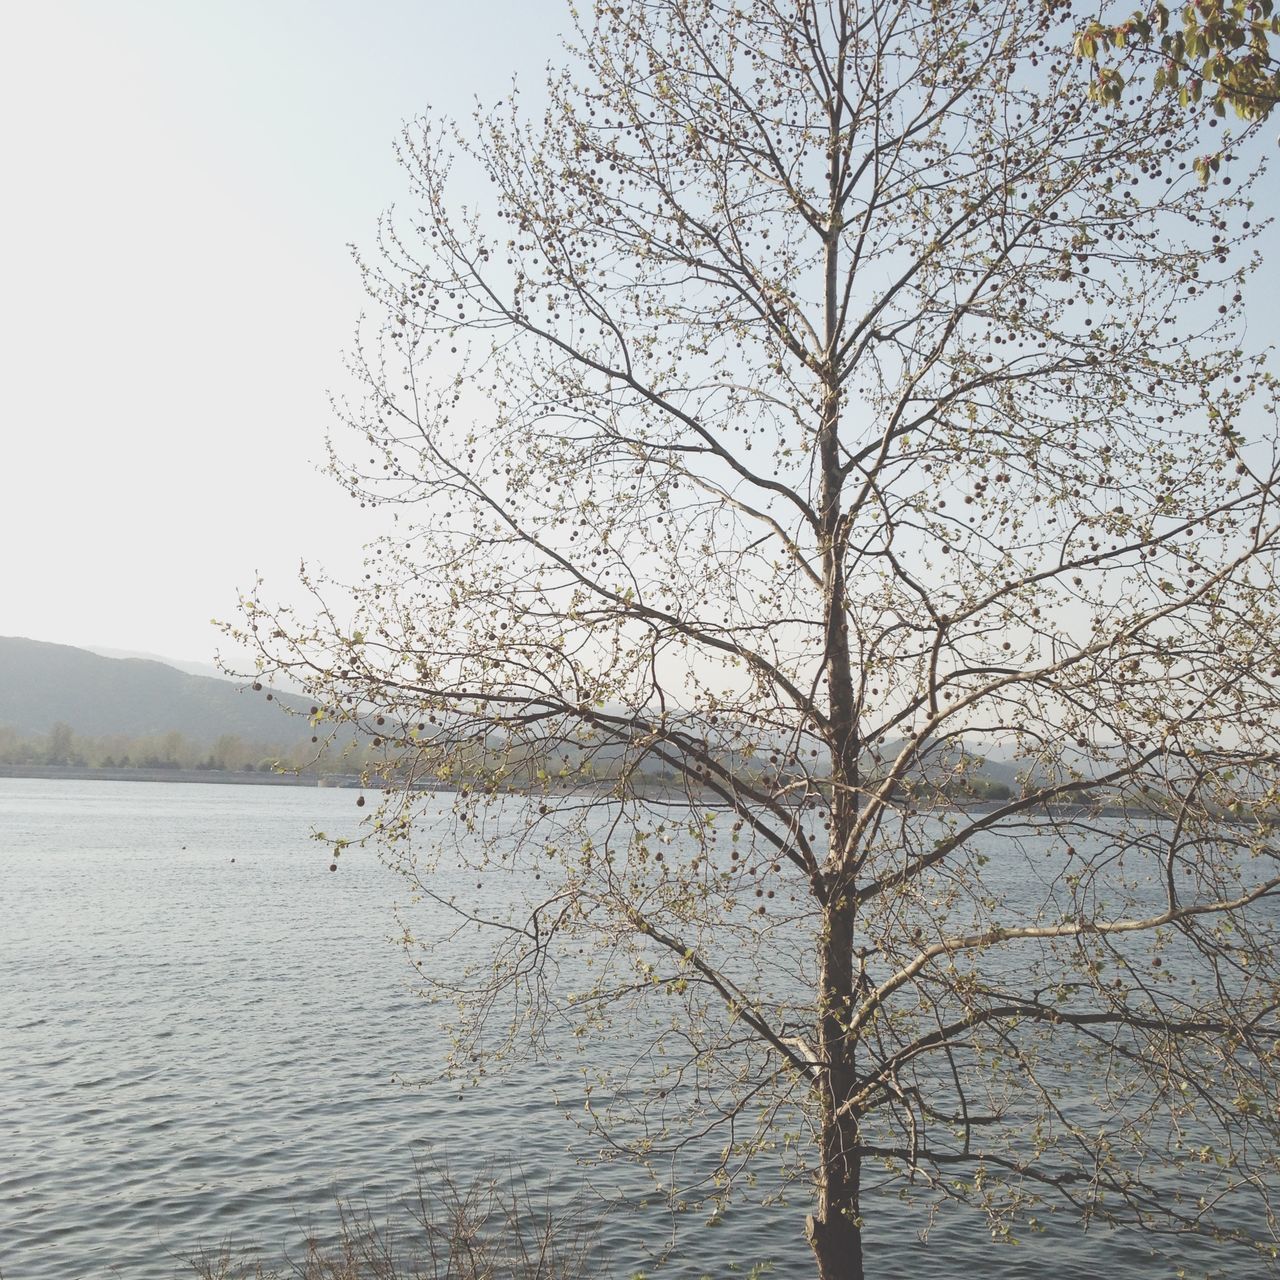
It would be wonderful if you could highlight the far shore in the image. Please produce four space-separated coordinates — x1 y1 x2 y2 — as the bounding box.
0 764 363 788
0 765 1223 825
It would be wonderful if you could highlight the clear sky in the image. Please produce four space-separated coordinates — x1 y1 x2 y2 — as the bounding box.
0 0 568 663
2 3 1277 667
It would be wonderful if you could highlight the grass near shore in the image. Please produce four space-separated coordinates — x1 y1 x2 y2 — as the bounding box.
184 1168 594 1280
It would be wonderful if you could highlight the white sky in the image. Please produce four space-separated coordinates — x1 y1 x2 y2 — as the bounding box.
0 0 567 663
2 3 1277 667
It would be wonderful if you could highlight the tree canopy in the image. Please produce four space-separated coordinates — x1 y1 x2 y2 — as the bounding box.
1078 1 1280 136
233 2 1280 1276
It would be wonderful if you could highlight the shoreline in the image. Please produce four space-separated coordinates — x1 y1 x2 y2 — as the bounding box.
0 766 1197 821
0 764 361 788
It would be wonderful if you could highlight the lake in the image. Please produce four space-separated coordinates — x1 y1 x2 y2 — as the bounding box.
0 777 1263 1278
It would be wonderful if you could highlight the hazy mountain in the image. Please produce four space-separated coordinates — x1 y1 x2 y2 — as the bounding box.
0 637 1040 794
0 636 313 743
85 646 228 682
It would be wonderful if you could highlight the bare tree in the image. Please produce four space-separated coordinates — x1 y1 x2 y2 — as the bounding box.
232 2 1280 1277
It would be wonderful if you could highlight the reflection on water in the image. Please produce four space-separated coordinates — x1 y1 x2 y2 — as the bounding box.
0 779 1258 1278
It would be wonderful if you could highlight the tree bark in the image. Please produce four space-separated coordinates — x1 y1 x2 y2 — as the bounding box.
807 1208 864 1280
808 896 864 1280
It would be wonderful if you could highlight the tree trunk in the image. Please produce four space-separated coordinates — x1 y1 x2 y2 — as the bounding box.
808 896 863 1280
807 1206 864 1280
813 89 862 1266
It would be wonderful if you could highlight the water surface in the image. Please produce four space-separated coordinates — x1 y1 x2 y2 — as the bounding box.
0 778 1261 1278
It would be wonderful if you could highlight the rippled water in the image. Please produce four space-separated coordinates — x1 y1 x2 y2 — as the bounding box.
0 778 1261 1278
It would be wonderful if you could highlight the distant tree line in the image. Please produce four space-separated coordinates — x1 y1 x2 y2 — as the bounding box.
0 720 1026 807
0 723 373 776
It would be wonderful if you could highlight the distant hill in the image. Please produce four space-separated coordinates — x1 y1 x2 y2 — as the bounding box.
0 636 313 743
85 646 229 682
0 638 1042 797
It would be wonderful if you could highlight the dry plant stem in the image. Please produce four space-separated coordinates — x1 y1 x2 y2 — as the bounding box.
184 1165 593 1280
